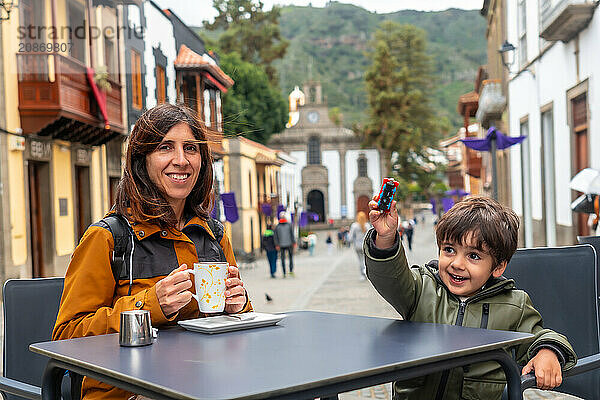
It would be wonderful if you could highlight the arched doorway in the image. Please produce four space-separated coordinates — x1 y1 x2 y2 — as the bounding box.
307 190 325 223
356 195 370 218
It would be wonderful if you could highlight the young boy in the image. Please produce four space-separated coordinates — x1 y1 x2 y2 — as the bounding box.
365 196 576 400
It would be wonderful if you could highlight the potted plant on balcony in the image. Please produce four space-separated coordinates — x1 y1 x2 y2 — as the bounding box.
94 65 112 92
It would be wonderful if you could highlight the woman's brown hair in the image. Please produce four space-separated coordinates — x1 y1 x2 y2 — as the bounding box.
115 103 214 229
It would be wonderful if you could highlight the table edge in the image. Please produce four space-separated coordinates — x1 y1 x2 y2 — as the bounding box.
30 331 532 400
31 338 194 400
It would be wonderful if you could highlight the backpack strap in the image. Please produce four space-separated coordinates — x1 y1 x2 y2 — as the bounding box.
102 215 223 283
207 217 224 245
102 214 131 284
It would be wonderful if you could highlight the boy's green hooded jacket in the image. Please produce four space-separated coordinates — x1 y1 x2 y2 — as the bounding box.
364 229 576 400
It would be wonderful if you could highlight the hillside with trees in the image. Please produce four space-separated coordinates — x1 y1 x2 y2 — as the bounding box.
274 2 486 130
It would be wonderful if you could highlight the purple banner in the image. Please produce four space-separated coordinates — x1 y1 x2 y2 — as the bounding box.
441 197 455 213
460 127 526 151
445 189 469 197
430 198 437 214
260 203 272 216
299 212 308 227
221 192 239 223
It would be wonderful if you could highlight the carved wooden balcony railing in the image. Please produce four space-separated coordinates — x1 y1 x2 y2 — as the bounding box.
17 53 124 145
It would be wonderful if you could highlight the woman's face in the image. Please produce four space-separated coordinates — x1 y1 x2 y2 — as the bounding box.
145 123 202 212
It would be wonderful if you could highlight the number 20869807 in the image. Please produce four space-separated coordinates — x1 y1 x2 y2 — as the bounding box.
19 42 73 53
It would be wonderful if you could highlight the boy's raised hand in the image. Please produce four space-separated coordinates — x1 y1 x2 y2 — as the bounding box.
521 348 563 390
369 196 398 249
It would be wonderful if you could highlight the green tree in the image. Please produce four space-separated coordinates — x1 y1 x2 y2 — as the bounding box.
328 107 343 126
363 21 440 176
219 52 288 144
204 0 289 83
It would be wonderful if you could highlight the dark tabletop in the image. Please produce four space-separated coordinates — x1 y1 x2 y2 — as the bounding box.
31 311 532 400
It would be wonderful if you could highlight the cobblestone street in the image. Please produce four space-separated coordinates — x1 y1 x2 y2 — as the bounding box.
241 214 581 400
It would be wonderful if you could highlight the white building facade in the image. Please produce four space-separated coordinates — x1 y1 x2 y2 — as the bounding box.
269 82 383 224
143 1 178 108
277 152 300 211
506 0 599 246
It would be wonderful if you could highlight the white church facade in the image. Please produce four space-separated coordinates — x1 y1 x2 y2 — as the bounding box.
268 82 384 223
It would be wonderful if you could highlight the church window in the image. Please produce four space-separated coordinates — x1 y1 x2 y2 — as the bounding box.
358 155 368 177
309 87 317 103
308 136 321 164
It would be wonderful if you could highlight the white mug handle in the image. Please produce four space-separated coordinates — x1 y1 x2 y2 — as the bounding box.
188 269 199 304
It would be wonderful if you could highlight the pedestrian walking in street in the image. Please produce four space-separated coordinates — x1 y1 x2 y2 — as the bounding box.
343 226 350 247
337 228 344 250
366 195 576 398
401 219 414 251
274 211 296 277
307 232 317 256
261 224 278 278
326 233 334 255
52 104 252 400
349 211 371 280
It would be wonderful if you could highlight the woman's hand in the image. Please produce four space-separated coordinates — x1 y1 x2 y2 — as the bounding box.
224 265 247 314
155 264 193 317
369 196 398 249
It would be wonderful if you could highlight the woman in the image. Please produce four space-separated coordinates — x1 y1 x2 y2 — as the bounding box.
52 104 251 399
349 211 371 280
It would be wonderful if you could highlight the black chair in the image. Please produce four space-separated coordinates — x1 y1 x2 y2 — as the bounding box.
502 245 600 399
0 278 78 400
577 235 600 268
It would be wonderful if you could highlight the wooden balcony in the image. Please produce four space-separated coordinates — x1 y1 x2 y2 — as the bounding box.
540 0 597 42
205 127 225 157
466 149 482 178
17 53 124 145
259 193 281 205
446 164 464 188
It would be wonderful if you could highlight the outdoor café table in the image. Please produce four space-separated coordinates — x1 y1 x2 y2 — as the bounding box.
30 311 532 400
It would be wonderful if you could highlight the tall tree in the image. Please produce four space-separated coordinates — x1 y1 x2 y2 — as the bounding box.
363 21 440 177
204 0 289 83
219 52 288 144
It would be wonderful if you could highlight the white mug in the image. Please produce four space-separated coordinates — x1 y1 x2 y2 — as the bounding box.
190 262 228 313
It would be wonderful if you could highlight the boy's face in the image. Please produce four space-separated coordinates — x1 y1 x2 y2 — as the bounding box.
438 232 507 297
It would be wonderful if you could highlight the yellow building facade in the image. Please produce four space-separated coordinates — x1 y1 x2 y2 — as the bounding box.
222 137 284 254
0 0 126 281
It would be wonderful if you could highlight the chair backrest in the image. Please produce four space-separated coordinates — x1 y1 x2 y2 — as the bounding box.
505 245 600 399
578 235 600 268
2 278 64 400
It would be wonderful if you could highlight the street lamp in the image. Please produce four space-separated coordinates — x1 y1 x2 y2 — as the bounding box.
498 40 516 71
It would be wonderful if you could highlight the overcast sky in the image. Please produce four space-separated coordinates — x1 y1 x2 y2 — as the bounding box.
153 0 481 26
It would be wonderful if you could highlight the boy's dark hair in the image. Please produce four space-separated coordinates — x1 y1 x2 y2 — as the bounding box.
435 196 520 268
